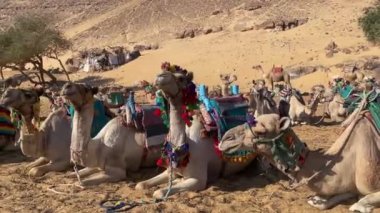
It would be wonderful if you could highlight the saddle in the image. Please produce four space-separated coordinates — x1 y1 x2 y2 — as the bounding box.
199 95 249 138
124 104 168 148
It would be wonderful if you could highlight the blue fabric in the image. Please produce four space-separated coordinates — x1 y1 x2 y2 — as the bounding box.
69 100 110 137
230 85 239 95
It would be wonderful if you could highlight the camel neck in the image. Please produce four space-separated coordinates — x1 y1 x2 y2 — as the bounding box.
167 95 187 147
71 100 94 164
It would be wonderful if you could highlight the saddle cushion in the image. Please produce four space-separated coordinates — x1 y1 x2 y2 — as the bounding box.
132 105 169 148
0 107 16 136
200 95 248 136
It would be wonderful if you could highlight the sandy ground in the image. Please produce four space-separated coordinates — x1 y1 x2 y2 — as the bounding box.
0 119 375 213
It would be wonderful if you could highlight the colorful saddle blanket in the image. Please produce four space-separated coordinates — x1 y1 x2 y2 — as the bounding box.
199 95 249 139
69 99 110 138
0 106 16 136
133 105 169 138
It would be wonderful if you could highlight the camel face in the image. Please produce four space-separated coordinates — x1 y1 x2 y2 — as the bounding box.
61 82 98 109
155 70 193 96
219 114 291 154
0 88 42 110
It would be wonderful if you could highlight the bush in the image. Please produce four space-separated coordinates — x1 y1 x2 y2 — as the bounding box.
359 6 380 44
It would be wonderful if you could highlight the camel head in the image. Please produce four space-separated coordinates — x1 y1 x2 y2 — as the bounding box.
0 88 44 116
61 82 99 111
155 68 193 99
219 74 237 86
219 114 307 179
309 85 325 103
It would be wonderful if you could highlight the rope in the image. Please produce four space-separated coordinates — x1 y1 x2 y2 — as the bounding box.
100 158 174 212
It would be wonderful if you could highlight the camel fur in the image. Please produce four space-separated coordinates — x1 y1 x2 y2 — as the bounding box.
0 88 71 176
219 74 237 96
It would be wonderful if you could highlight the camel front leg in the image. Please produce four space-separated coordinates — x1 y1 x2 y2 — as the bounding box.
307 193 356 210
152 176 207 199
349 191 380 213
28 160 70 177
67 167 100 178
135 169 170 190
81 166 126 186
26 157 49 169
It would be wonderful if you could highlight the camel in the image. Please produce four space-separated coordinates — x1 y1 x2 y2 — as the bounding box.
343 64 365 83
218 93 380 212
317 86 347 123
0 88 71 176
135 69 255 199
219 74 237 96
60 82 166 186
279 87 322 125
245 86 278 117
253 65 292 90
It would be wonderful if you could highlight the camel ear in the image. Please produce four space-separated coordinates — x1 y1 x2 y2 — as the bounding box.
186 72 194 82
279 117 291 131
34 87 45 97
91 87 99 95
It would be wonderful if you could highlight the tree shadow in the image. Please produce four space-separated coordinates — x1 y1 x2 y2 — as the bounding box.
0 149 28 164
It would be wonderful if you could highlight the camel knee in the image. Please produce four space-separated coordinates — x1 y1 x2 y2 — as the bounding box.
135 182 149 190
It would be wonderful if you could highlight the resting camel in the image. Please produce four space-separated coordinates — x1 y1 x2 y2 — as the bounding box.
0 88 71 176
245 86 278 117
253 65 292 90
219 94 380 212
135 69 255 198
60 82 166 186
279 87 322 125
219 74 237 96
316 86 347 123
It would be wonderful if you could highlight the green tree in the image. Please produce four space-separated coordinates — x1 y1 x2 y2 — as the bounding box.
0 13 71 86
359 6 380 44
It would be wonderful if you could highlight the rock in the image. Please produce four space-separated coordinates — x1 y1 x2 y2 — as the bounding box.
325 41 338 51
212 10 222 15
256 20 275 30
326 50 334 58
174 30 186 39
212 26 223 33
274 20 285 31
244 3 262 11
233 23 253 32
184 29 195 38
341 48 352 54
151 43 159 50
203 28 213 34
298 18 309 25
133 44 152 51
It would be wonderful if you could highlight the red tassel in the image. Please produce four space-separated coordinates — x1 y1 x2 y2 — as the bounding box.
153 109 162 117
156 158 163 167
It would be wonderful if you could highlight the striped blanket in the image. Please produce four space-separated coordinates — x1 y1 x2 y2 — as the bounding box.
0 106 16 136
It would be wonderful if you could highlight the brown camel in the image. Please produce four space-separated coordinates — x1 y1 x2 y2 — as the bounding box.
253 65 292 90
219 74 237 96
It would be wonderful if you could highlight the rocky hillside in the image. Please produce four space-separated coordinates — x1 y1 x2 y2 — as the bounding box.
0 0 321 49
